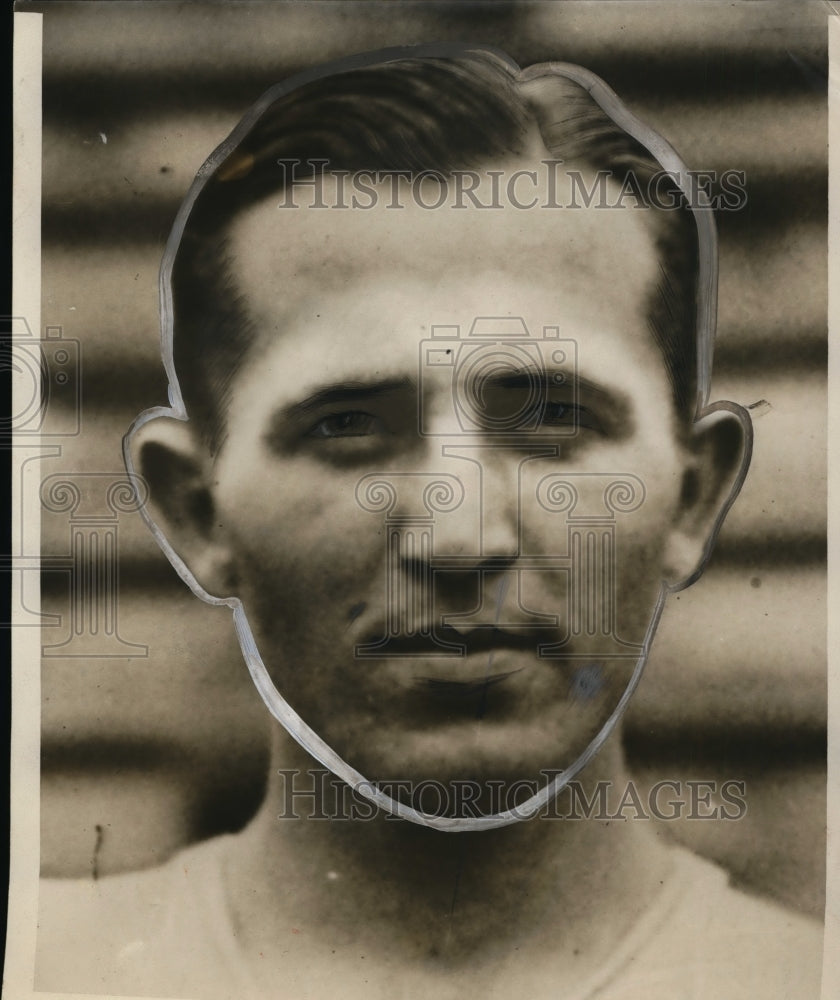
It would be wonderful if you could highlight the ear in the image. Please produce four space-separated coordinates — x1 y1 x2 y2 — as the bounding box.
127 416 237 599
663 401 752 591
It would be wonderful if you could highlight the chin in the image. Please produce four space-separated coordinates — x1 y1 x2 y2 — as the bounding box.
327 707 616 815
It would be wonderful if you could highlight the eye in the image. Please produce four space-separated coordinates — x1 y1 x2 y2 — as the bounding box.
539 401 604 433
539 401 573 425
307 411 385 439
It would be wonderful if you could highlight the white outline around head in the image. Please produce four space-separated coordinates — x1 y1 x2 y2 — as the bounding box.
123 43 753 832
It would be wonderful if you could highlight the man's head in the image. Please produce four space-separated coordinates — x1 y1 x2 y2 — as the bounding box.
167 48 700 454
129 46 750 827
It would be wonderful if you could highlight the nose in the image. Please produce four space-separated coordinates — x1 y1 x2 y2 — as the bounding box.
357 443 558 645
412 444 522 569
390 447 520 634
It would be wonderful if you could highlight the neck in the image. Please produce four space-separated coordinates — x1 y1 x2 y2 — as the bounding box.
223 729 673 985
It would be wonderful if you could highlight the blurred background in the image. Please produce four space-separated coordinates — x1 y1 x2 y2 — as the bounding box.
26 1 827 917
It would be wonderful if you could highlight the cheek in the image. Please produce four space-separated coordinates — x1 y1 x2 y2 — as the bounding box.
611 472 683 629
552 460 682 638
216 469 389 617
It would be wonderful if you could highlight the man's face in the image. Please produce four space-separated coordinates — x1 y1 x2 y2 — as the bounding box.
209 174 689 799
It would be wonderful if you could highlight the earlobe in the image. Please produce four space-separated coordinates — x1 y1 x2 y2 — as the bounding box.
663 402 752 591
127 416 237 599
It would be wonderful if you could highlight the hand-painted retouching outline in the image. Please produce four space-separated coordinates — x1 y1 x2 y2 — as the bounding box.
123 43 753 833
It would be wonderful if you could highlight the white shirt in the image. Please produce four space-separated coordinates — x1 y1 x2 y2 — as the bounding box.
36 835 824 999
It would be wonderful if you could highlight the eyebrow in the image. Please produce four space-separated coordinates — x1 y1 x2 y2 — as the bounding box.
277 376 416 422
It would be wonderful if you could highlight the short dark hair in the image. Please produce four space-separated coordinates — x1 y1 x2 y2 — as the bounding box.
167 46 699 452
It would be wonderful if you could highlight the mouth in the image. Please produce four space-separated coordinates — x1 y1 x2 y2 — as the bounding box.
354 624 566 702
413 666 524 699
357 624 560 658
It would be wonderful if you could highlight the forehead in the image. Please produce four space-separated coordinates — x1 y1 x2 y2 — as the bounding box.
224 170 665 388
229 170 660 296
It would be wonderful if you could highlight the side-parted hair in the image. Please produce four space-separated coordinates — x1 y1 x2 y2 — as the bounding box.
169 45 703 453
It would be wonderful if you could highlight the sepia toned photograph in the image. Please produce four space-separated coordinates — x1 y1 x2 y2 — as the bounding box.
7 2 835 997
